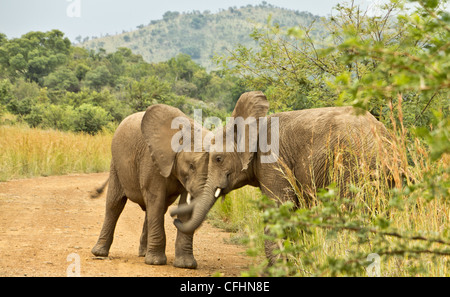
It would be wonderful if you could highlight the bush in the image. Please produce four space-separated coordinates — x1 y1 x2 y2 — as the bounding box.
0 79 12 105
24 104 76 130
84 66 112 90
127 76 171 111
6 97 35 116
73 103 111 135
43 68 79 92
24 104 44 128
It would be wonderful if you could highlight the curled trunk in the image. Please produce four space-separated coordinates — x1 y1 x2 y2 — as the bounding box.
172 184 217 234
170 202 195 217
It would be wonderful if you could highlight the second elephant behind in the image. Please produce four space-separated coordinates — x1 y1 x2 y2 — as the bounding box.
172 91 395 262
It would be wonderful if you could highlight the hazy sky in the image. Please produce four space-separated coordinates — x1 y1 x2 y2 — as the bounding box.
0 0 386 41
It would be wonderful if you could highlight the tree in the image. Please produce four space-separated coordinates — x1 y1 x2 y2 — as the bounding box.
181 46 201 59
84 66 112 90
44 68 79 92
163 11 180 22
0 29 234 133
0 30 71 83
190 15 207 29
332 0 450 126
167 54 203 81
218 0 447 124
74 63 90 81
0 79 12 105
127 76 171 111
73 103 111 135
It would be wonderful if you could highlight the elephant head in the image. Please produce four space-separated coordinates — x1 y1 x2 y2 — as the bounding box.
141 104 209 203
172 91 270 233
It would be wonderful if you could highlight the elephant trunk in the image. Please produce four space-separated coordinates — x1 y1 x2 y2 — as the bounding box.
173 183 219 234
170 201 195 217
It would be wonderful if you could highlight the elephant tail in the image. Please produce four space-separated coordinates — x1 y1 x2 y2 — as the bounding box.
89 177 109 199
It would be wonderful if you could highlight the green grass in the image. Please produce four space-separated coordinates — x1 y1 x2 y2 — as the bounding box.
0 124 112 181
209 186 264 246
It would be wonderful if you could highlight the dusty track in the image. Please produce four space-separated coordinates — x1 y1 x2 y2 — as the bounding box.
0 173 250 277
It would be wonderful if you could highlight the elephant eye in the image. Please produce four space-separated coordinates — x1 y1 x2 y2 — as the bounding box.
189 163 195 172
215 155 223 163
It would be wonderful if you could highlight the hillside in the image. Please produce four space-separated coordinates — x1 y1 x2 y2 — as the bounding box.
80 4 320 70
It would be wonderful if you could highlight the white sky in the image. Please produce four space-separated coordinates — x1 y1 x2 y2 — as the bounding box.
0 0 389 41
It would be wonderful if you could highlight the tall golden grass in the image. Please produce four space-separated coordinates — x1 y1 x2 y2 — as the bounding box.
0 124 112 181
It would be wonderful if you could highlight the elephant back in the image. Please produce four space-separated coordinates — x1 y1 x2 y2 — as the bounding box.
269 106 391 195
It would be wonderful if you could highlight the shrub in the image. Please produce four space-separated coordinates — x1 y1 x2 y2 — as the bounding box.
84 66 112 90
73 103 111 135
43 68 79 92
6 97 35 116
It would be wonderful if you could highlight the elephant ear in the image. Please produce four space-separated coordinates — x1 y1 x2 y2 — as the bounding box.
227 91 269 170
141 104 195 178
231 91 270 120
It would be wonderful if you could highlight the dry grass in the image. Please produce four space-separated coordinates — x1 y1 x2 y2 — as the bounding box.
209 103 450 276
0 124 112 181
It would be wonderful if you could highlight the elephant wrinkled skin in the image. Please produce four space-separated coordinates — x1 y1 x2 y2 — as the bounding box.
173 91 392 263
91 104 209 269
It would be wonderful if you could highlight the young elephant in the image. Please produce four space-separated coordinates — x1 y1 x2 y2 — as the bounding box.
91 104 209 269
172 91 392 263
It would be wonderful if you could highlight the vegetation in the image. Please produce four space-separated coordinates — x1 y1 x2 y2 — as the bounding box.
80 3 320 71
0 30 242 134
0 124 112 181
209 0 450 276
0 0 448 277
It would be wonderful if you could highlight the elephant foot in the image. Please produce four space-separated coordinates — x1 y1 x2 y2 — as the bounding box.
138 246 146 257
174 255 197 269
145 252 167 265
91 244 109 257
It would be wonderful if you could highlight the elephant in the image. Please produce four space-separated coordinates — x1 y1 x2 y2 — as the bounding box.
171 91 392 262
91 104 209 269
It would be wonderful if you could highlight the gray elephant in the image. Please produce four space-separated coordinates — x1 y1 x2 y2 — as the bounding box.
91 104 209 269
171 91 391 262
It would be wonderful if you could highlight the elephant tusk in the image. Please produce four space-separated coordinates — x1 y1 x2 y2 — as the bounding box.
186 192 192 205
214 188 221 198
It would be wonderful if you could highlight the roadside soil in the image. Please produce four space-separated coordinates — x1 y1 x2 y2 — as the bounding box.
0 172 251 277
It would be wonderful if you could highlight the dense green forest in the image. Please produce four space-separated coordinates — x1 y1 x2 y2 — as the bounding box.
0 30 246 134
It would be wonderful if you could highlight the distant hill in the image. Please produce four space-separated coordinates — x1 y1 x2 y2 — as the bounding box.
80 4 320 70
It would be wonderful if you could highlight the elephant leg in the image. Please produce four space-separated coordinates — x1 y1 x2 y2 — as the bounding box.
174 192 197 269
92 170 127 257
143 188 167 266
259 184 294 266
138 213 147 257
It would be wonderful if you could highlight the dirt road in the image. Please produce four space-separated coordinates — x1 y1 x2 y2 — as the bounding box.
0 173 251 277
